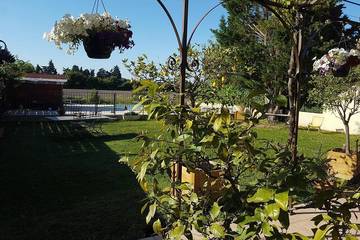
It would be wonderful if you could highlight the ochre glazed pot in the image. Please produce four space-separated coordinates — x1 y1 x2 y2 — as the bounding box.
327 150 359 180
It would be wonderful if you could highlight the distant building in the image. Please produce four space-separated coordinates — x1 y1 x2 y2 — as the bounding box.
8 73 67 111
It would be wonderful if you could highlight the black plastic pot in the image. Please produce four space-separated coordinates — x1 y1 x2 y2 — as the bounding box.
83 32 114 59
333 63 351 77
83 30 134 59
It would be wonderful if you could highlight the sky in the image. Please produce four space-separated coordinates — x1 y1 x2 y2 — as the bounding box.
0 0 359 78
0 0 227 78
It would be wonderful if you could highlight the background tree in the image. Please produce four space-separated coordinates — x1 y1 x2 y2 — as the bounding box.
42 60 57 75
64 65 131 90
96 68 111 78
14 60 35 73
35 64 42 73
213 1 290 120
310 66 360 155
216 0 359 162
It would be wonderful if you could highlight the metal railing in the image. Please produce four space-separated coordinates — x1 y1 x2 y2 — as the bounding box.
63 89 136 115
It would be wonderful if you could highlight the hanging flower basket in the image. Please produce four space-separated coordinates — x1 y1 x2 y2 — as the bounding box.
83 29 133 59
44 13 134 59
313 46 360 77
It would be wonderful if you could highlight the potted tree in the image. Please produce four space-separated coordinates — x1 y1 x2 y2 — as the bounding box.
310 66 360 180
44 13 134 59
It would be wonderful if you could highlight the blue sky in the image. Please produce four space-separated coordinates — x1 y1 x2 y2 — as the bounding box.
0 0 359 78
0 0 226 77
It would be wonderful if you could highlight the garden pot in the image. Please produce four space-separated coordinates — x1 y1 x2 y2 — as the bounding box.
347 55 360 67
326 149 359 180
332 63 351 77
175 166 224 195
83 32 114 59
83 30 133 59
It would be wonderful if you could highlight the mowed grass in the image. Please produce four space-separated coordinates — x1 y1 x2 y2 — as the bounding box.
0 120 357 240
255 124 359 158
0 120 163 240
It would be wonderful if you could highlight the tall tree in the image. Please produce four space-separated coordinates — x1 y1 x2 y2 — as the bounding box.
35 64 42 73
15 60 35 73
310 66 360 155
216 0 359 162
42 60 57 75
96 68 110 78
111 65 122 80
213 3 290 119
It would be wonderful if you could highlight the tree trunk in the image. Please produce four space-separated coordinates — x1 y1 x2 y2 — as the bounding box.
288 13 303 165
287 44 298 164
267 104 279 123
344 122 351 155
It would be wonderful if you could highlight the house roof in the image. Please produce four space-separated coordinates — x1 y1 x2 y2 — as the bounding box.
21 73 68 85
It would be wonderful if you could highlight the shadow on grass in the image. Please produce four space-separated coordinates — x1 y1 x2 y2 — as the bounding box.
0 121 149 240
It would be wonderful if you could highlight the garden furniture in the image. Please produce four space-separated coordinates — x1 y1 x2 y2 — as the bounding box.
307 116 324 131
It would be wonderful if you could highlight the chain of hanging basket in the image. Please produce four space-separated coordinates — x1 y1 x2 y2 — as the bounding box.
0 40 15 64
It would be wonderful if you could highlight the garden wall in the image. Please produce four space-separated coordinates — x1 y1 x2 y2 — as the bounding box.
299 111 360 135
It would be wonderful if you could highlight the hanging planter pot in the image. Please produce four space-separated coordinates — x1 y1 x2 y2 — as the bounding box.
313 47 360 77
83 29 134 59
332 62 351 77
347 55 360 67
83 32 115 59
44 13 134 59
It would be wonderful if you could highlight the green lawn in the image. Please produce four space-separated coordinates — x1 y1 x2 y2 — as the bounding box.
0 121 162 240
0 120 356 240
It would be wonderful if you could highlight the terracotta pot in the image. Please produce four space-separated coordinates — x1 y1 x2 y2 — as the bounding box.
326 149 359 180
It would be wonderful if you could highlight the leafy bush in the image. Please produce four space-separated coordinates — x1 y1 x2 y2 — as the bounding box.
121 80 360 240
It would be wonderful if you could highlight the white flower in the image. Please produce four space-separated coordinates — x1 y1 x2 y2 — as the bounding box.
44 12 131 54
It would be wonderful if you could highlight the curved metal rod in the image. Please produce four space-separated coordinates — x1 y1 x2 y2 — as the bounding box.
0 40 7 50
156 0 183 50
187 0 295 46
187 1 224 46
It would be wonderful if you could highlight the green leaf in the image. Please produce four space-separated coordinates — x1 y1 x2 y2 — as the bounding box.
264 203 280 220
274 191 289 211
275 95 288 107
153 219 162 234
146 202 157 224
190 192 198 203
118 156 129 163
176 134 191 142
210 223 225 238
138 161 150 181
313 226 331 240
169 224 185 240
345 235 358 240
150 149 159 160
213 117 223 131
141 202 148 214
352 192 360 199
200 133 215 143
261 222 273 237
247 188 275 203
210 202 221 220
290 233 309 240
185 120 193 129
